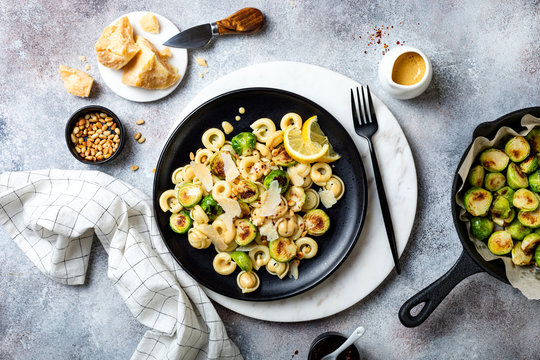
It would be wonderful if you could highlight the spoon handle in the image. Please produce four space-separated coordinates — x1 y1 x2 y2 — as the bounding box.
323 326 365 360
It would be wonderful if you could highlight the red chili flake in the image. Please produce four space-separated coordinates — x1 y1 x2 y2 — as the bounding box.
364 50 368 54
295 350 299 355
384 44 388 48
396 41 400 44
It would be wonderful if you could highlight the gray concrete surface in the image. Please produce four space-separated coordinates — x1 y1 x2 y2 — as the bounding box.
1 0 540 359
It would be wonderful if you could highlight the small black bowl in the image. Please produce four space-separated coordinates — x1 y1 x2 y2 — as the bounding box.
65 105 126 164
308 332 361 360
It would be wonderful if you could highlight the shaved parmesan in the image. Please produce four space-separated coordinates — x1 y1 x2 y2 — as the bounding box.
222 152 240 181
319 189 337 208
259 221 279 241
287 167 304 187
288 259 300 280
216 198 241 230
260 181 281 216
200 224 229 251
190 162 213 192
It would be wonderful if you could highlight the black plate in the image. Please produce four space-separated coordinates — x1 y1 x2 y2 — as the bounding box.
153 88 368 301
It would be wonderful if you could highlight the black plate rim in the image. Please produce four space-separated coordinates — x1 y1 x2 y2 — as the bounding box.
152 87 368 301
451 106 540 283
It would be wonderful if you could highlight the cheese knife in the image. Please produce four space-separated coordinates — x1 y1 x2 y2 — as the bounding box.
164 8 264 49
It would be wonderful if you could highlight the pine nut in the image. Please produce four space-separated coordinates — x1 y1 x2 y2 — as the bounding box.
136 119 145 125
137 137 145 144
131 165 139 171
114 128 120 134
134 132 141 140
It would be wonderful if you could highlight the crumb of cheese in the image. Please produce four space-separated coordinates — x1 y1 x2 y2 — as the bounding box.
85 64 91 71
59 65 94 97
139 12 160 34
95 16 140 70
159 47 172 58
78 55 86 62
195 57 208 67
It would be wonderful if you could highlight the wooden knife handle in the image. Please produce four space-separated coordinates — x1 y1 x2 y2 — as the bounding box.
216 8 264 35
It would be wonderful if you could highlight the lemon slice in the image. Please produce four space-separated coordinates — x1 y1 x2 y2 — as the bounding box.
301 116 341 163
284 127 329 163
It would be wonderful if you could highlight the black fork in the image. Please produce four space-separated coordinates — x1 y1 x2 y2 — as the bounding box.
351 86 401 274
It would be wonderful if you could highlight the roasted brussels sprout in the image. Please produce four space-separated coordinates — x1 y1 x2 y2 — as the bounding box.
496 186 515 205
231 132 257 156
507 163 528 189
208 152 226 179
238 201 251 218
177 183 203 208
521 232 540 253
506 219 532 240
492 209 515 227
535 245 540 267
468 165 485 187
484 172 506 192
463 187 492 217
487 230 513 255
513 189 539 211
504 136 530 162
234 219 257 246
517 207 540 228
272 144 297 167
268 237 298 262
200 194 224 221
169 211 192 234
490 196 511 218
231 251 253 272
520 154 539 174
528 170 540 192
234 180 259 203
526 128 540 152
303 209 331 236
470 217 494 240
511 241 533 265
263 169 290 194
479 148 509 172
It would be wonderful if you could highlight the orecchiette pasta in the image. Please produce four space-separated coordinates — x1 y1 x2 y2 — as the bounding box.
250 118 276 143
159 111 346 294
188 228 211 249
237 271 260 293
202 128 226 151
325 175 345 200
280 112 302 131
310 162 332 185
249 245 271 270
213 253 237 275
295 237 318 259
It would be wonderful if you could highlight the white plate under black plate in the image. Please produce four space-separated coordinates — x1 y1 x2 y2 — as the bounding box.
153 88 367 301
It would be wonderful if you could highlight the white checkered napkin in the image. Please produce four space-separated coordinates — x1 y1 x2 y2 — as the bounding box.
0 170 242 360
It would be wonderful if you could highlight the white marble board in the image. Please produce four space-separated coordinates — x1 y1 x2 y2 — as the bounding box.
171 61 418 322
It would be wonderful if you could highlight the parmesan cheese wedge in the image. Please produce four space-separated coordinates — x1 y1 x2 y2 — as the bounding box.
260 181 281 217
199 224 228 252
319 189 338 208
59 66 94 97
190 161 213 192
216 198 241 231
222 152 240 182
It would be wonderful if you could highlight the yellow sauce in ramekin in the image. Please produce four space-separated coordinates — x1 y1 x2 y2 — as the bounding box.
391 52 426 86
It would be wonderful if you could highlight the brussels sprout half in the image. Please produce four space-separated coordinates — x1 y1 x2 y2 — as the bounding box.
513 189 539 211
521 232 540 253
520 154 539 174
484 172 506 192
234 180 259 203
511 241 533 266
504 136 530 162
506 219 533 240
468 165 485 187
487 230 513 256
177 184 203 208
268 238 298 262
490 196 511 219
526 128 540 153
303 209 331 236
470 217 494 241
272 144 297 167
200 194 224 221
507 163 528 189
169 211 193 234
529 170 540 192
234 219 258 246
463 187 492 217
231 132 257 156
535 245 540 267
517 207 540 228
492 209 515 227
479 148 509 172
263 169 290 194
496 186 515 205
208 152 226 179
231 251 253 272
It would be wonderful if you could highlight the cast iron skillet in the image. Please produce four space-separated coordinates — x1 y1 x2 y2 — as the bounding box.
153 87 367 301
399 107 540 327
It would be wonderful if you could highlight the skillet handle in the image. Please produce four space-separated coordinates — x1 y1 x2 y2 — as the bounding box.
398 249 483 328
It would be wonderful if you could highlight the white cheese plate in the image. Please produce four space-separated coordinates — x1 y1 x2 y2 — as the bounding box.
96 11 188 102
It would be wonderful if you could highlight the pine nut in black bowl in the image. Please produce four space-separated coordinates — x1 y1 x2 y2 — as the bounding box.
65 105 125 164
308 332 361 360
